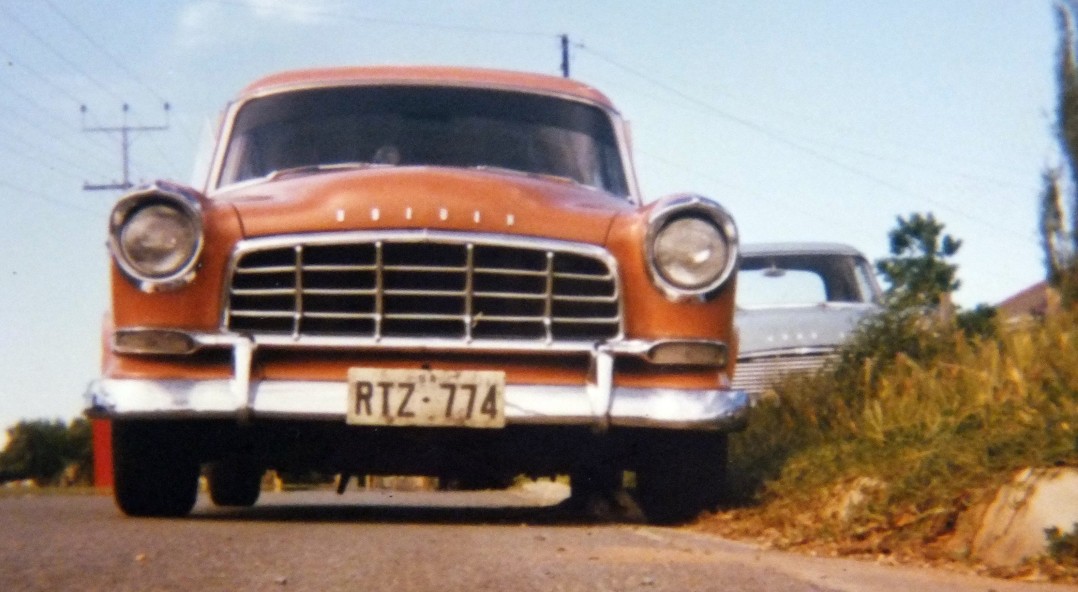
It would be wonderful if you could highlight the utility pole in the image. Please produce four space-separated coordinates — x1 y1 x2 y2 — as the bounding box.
82 103 170 192
560 34 570 78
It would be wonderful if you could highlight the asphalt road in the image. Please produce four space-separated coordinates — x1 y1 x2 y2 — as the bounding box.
0 486 1073 592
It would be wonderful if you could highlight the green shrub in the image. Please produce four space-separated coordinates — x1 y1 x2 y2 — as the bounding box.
0 418 92 486
727 307 1078 551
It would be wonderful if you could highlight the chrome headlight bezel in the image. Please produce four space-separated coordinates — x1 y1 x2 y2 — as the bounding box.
645 194 739 301
108 184 204 292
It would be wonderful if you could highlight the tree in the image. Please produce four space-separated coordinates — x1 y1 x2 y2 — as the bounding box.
875 212 961 310
1043 1 1078 304
1040 168 1070 283
0 419 92 486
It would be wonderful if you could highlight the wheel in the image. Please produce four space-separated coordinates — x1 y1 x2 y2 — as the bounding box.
207 457 264 507
564 463 623 515
633 432 729 525
112 421 200 517
569 465 621 500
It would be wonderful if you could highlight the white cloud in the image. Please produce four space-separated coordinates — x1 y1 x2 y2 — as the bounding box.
174 0 342 50
242 0 340 25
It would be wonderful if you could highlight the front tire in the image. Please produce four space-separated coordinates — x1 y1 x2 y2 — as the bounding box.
634 432 729 525
112 421 200 517
207 458 264 507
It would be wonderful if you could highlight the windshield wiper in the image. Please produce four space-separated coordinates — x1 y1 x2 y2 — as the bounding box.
266 161 382 181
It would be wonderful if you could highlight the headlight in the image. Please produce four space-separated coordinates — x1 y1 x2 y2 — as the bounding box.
653 217 730 289
646 194 738 300
120 204 199 276
109 184 204 292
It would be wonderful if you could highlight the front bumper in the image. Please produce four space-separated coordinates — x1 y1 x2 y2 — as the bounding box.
88 336 750 432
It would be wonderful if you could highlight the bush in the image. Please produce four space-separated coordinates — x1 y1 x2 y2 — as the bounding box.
726 307 1078 552
0 418 92 486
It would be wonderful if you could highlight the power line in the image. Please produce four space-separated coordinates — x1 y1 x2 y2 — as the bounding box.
576 44 1034 243
0 178 103 217
0 4 125 105
0 121 110 178
42 0 169 105
38 0 198 147
0 44 84 107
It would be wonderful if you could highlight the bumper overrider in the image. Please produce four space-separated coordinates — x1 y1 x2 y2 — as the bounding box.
87 332 750 432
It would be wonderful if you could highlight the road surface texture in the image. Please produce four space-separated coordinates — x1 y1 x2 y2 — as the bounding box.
0 487 1074 592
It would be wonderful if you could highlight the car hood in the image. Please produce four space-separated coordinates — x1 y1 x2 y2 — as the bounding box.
213 166 634 246
735 303 879 357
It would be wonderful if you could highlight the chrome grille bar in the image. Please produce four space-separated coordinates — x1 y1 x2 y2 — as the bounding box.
224 231 622 346
732 352 836 396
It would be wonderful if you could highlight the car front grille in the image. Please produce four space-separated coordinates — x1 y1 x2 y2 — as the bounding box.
732 352 835 397
224 232 621 345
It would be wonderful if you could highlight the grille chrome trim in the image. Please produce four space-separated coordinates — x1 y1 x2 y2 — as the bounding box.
732 350 837 396
222 230 622 349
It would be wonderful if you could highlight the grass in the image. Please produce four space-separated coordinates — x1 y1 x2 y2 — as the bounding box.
704 306 1078 577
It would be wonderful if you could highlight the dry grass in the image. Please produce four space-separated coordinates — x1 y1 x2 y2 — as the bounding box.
703 307 1078 579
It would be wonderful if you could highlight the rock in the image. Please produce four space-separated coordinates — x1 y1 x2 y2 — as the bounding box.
824 477 887 522
970 467 1078 567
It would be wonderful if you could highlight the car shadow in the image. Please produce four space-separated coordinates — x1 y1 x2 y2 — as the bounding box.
186 488 646 526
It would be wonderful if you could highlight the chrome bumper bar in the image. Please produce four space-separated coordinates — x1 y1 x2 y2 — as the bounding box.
87 336 749 431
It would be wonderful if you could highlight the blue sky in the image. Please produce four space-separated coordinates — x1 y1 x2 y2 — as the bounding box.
0 0 1061 437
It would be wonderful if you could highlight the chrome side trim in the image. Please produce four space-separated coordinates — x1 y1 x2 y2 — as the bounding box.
112 329 730 365
736 345 838 360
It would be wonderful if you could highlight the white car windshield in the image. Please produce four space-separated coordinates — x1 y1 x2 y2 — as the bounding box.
217 85 629 196
737 253 880 308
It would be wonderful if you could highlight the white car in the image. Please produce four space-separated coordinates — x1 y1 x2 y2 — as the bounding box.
733 242 882 397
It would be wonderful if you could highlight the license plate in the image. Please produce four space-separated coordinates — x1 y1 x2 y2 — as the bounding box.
346 368 506 428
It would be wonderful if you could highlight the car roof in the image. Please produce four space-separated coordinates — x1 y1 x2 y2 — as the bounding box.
740 241 867 258
237 66 618 111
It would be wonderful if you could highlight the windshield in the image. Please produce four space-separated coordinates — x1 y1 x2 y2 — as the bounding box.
737 253 881 308
216 85 629 195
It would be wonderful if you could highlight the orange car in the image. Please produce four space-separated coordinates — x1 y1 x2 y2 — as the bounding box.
86 66 747 523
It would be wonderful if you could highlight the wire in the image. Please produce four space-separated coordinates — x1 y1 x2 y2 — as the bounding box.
42 0 168 104
0 4 125 104
38 1 199 145
576 44 1036 244
0 120 111 178
0 44 84 107
0 178 104 217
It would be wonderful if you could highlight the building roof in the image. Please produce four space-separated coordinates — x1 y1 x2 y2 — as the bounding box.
996 280 1051 319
